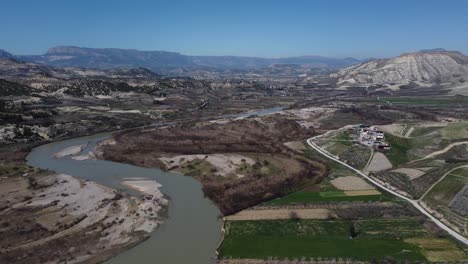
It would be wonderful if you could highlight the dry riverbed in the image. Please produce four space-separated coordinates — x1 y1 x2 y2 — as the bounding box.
0 172 167 264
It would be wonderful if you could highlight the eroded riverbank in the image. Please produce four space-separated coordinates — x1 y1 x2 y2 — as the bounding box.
25 133 223 264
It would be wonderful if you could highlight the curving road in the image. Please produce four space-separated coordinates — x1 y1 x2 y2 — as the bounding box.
306 137 468 246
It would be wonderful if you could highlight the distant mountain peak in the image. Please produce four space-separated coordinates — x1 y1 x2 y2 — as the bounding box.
419 48 447 53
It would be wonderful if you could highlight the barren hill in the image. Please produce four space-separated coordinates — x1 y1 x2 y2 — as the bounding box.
333 49 468 86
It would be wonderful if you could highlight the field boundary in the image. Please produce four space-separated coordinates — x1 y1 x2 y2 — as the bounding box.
307 134 468 246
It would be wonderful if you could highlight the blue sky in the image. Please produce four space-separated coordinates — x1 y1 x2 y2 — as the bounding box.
2 0 468 58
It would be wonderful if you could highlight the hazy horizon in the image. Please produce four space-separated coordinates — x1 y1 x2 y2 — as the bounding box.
2 0 468 59
5 45 466 61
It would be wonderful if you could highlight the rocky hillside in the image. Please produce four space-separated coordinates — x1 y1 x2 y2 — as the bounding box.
332 49 468 85
0 79 33 96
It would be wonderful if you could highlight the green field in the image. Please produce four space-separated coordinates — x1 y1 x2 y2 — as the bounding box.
424 168 468 207
385 134 413 166
441 122 468 140
410 126 445 137
266 190 383 205
220 219 430 261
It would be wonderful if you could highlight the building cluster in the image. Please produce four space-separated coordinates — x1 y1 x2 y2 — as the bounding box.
354 124 391 150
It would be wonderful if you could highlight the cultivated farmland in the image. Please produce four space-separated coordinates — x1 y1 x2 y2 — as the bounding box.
422 167 468 236
219 219 467 262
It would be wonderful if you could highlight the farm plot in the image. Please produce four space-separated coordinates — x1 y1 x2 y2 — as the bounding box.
330 176 375 191
366 152 392 172
338 145 372 170
379 123 406 136
383 131 449 164
373 171 414 197
375 165 464 199
384 134 413 166
225 208 333 221
441 122 468 140
266 190 382 205
423 168 468 235
302 146 359 179
219 219 454 261
410 125 445 137
391 168 425 180
434 144 468 162
450 185 468 216
423 172 466 207
405 237 468 262
317 130 355 157
411 165 463 198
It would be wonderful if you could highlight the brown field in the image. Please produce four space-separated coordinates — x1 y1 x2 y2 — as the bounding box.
344 190 381 196
330 176 375 191
366 152 393 172
225 208 333 221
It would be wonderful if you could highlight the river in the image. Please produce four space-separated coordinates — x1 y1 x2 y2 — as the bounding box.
25 106 285 264
26 133 223 264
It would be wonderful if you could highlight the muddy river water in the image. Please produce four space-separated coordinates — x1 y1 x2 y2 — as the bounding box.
25 107 284 264
26 133 223 264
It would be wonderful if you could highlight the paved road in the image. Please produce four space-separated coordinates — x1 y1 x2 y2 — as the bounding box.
306 137 468 246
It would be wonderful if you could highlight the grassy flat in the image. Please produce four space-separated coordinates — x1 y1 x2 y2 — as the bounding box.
220 219 431 261
266 190 382 205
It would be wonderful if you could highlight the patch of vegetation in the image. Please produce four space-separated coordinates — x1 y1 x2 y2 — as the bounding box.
303 146 357 179
425 175 465 206
423 168 468 212
324 131 354 156
220 219 431 261
441 122 468 140
338 145 372 170
266 191 383 205
385 134 413 166
0 162 37 178
177 159 220 178
335 131 353 145
410 126 444 137
405 237 468 262
237 158 282 178
373 171 415 197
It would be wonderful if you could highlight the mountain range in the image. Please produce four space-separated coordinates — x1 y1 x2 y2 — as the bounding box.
0 56 160 81
0 46 361 72
2 46 468 92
